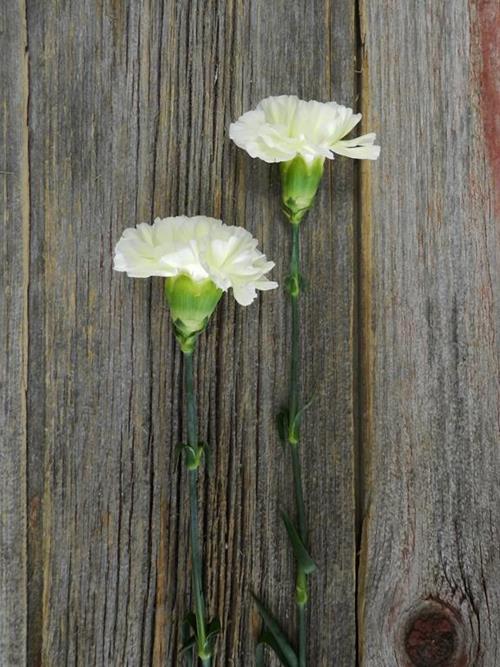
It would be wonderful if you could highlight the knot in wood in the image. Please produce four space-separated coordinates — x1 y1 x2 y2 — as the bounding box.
402 600 468 667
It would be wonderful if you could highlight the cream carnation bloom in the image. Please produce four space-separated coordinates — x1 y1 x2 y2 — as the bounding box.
113 216 277 306
229 94 380 163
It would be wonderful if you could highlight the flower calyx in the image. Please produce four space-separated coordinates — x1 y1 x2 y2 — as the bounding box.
165 274 223 353
280 156 325 224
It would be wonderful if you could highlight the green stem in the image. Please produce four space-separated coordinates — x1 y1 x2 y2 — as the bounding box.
288 222 308 667
297 602 306 667
183 351 212 667
291 446 306 552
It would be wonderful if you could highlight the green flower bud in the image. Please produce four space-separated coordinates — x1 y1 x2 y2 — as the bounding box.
164 274 223 353
279 156 325 224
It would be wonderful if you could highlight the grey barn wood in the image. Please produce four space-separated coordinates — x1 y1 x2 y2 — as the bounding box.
0 1 498 666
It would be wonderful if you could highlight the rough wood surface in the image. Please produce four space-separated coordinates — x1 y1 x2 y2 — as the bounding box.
2 1 358 665
358 1 500 666
1 0 498 665
0 1 29 664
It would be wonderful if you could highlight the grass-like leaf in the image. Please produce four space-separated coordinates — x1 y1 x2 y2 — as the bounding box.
251 594 298 667
257 629 298 667
282 512 317 575
180 612 197 659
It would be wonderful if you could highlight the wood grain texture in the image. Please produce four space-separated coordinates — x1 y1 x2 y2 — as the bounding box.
8 1 358 665
3 0 498 665
0 1 29 663
358 1 500 666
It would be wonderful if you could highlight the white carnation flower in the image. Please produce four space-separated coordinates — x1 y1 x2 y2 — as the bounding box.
229 94 380 163
113 215 277 306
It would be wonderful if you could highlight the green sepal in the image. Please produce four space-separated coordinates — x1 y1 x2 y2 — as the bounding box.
251 594 298 667
280 156 324 224
281 512 317 576
172 325 201 355
165 275 223 353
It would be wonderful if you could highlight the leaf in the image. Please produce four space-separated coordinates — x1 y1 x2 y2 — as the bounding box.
289 394 316 436
206 616 221 640
258 630 296 667
302 393 316 413
206 615 221 652
179 635 196 656
282 512 317 575
180 613 197 658
183 611 198 633
177 442 207 470
180 612 219 660
251 594 298 667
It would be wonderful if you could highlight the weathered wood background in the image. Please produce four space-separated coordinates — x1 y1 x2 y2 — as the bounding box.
1 1 498 665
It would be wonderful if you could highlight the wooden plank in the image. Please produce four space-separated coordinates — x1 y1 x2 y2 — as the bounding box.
23 0 358 665
358 1 500 665
0 1 29 664
232 2 359 665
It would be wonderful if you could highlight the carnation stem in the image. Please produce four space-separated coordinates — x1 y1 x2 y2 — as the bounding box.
183 351 212 667
288 222 308 667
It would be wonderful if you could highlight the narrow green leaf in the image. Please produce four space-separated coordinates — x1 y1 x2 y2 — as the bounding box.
206 616 221 650
282 512 317 575
289 395 315 435
206 616 221 638
180 613 197 659
251 594 298 667
182 611 198 635
258 630 296 667
179 636 196 655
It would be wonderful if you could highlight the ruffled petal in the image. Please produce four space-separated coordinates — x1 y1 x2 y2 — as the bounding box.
230 96 380 163
114 216 278 306
330 133 381 160
232 284 257 306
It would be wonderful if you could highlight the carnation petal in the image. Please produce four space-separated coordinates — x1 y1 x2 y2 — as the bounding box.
114 216 277 305
230 96 380 163
232 284 258 306
254 279 279 291
331 133 381 160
